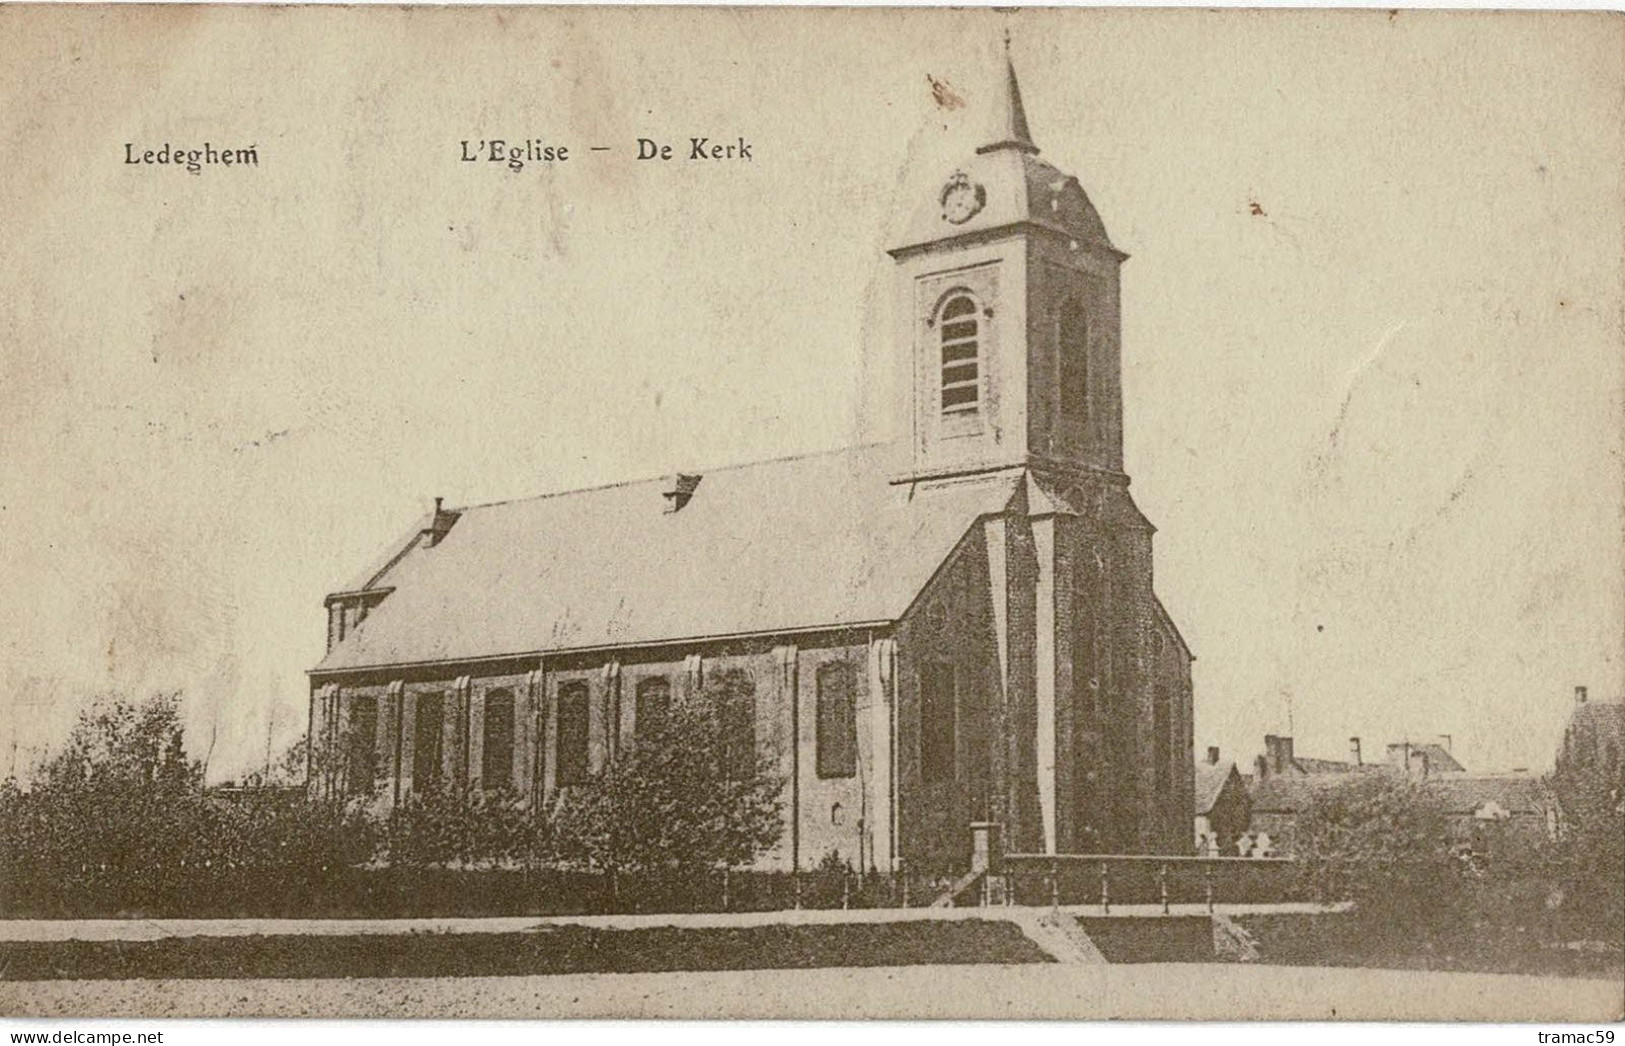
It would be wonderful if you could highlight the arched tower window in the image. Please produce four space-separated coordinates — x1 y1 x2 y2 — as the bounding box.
938 293 982 414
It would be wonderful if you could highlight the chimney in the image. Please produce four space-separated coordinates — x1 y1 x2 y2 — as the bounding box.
1206 746 1220 765
1575 685 1588 705
421 497 460 548
1254 753 1269 782
1264 734 1295 775
1349 736 1362 766
663 473 702 513
1386 742 1411 767
1408 748 1430 781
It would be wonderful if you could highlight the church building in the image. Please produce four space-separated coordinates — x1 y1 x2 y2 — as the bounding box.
308 53 1196 875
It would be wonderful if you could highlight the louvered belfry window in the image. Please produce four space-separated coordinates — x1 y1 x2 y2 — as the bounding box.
939 294 981 413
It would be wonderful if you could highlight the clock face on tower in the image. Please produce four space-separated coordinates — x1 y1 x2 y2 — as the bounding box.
939 172 986 225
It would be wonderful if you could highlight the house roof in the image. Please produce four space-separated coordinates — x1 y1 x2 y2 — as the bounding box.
1425 774 1550 817
1401 743 1466 774
1250 765 1548 818
1294 756 1359 775
1194 760 1241 816
313 445 1024 674
1250 767 1392 814
1281 744 1465 777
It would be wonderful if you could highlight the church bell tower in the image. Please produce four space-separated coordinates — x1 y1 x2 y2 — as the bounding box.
887 47 1127 484
885 45 1195 859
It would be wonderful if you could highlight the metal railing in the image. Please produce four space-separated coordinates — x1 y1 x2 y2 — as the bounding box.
999 852 1299 911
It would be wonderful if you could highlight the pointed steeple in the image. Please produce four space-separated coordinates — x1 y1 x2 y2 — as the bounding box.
977 34 1039 156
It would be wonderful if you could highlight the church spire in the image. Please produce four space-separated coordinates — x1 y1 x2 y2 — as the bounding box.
977 34 1039 156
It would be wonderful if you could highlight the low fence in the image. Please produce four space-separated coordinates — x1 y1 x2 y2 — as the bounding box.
2 855 1304 919
0 862 951 920
1000 853 1305 909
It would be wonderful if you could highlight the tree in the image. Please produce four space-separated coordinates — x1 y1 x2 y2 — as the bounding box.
550 676 783 906
0 693 212 913
0 695 377 916
266 734 311 787
1546 758 1625 942
37 691 200 794
1291 775 1467 931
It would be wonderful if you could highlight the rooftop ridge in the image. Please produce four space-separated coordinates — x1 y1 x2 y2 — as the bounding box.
448 440 895 514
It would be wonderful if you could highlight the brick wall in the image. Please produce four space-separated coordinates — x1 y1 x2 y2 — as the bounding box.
894 525 1000 877
1028 237 1125 473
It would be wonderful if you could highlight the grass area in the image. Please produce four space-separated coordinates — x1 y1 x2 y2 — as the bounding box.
1233 913 1624 981
1069 912 1624 980
0 920 1051 981
1074 917 1215 964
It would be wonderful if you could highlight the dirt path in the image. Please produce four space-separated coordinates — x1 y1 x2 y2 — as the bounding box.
2 962 1618 1021
0 903 1347 942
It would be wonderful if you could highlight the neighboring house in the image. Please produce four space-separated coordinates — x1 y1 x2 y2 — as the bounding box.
1242 731 1547 854
1248 733 1463 784
1193 747 1250 856
306 50 1198 876
1248 772 1373 853
1248 733 1355 782
1252 769 1553 857
1426 773 1554 851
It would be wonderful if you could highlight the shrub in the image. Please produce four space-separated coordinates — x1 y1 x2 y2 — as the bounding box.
1291 775 1467 932
383 785 543 871
0 693 374 916
550 676 783 906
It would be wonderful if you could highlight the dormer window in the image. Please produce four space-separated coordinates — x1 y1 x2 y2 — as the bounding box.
939 294 982 414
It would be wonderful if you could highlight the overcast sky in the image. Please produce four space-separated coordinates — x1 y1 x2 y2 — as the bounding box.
1 7 1619 782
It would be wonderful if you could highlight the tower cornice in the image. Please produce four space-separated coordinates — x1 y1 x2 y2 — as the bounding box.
887 219 1128 263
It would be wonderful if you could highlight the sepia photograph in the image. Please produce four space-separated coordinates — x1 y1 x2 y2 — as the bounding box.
0 3 1620 1027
